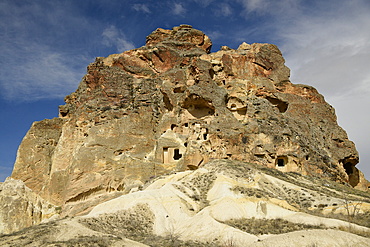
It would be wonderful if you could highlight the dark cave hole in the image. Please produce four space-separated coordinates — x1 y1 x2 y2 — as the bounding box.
343 162 353 175
173 149 182 160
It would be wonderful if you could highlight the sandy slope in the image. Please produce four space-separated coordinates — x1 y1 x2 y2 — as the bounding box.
85 160 370 246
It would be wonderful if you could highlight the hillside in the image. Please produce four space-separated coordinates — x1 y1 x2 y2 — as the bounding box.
1 160 370 246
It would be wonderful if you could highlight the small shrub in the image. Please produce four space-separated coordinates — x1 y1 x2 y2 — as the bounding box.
80 203 154 239
223 217 325 235
338 225 370 238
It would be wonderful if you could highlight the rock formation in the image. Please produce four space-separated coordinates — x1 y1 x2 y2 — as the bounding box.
2 25 369 235
0 178 58 234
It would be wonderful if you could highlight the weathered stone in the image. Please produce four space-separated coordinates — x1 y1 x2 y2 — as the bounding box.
0 178 58 234
6 25 368 233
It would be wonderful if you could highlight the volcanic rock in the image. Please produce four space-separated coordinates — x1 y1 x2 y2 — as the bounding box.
4 25 369 234
0 178 58 234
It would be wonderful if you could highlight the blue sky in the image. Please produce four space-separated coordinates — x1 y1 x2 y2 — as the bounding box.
1 0 369 182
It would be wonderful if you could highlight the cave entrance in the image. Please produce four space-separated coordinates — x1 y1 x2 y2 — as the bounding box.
226 97 247 120
182 94 215 118
173 148 182 160
343 162 353 175
266 96 288 113
277 159 285 167
276 156 288 167
342 161 360 187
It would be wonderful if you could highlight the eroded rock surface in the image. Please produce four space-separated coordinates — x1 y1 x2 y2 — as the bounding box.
8 25 368 232
0 178 58 234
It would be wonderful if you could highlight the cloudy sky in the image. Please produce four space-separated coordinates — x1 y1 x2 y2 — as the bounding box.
0 0 369 182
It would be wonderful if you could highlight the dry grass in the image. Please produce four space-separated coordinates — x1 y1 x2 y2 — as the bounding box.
223 217 325 235
338 225 370 238
79 203 154 240
307 209 370 228
45 235 121 247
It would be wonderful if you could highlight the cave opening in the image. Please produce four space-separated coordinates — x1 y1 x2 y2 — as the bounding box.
183 94 215 118
173 148 182 160
277 159 285 167
276 156 288 167
343 162 353 175
341 159 360 187
266 96 288 113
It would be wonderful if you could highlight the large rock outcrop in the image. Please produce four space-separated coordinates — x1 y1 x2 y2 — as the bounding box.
7 25 368 232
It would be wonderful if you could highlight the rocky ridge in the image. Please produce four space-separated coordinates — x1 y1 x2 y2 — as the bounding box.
1 25 369 236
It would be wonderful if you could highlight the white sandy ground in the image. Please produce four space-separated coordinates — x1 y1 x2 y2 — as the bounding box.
85 168 370 246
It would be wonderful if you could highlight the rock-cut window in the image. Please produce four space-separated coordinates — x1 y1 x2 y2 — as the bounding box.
173 149 182 160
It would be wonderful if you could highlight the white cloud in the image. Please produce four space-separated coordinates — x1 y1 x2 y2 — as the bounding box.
0 2 135 102
173 3 186 15
0 1 89 101
218 3 233 16
278 1 370 101
240 0 266 12
192 0 215 7
0 42 87 101
132 3 151 13
236 0 300 15
102 26 136 53
206 30 222 41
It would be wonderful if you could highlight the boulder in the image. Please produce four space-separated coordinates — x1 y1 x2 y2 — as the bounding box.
0 178 58 234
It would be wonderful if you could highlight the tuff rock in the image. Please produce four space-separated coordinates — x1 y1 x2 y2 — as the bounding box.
4 25 369 234
0 178 58 234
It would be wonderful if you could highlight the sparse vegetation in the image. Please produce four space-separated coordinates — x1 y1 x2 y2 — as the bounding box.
232 186 273 199
307 209 370 228
223 217 325 235
244 161 370 202
338 225 370 238
188 172 216 209
79 203 217 246
138 235 215 247
79 203 154 239
45 235 122 247
2 159 369 246
343 192 363 222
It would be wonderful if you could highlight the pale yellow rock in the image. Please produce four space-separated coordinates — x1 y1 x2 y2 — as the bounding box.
0 178 58 234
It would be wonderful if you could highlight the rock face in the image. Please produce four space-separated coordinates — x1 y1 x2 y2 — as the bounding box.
9 24 368 222
0 178 57 234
